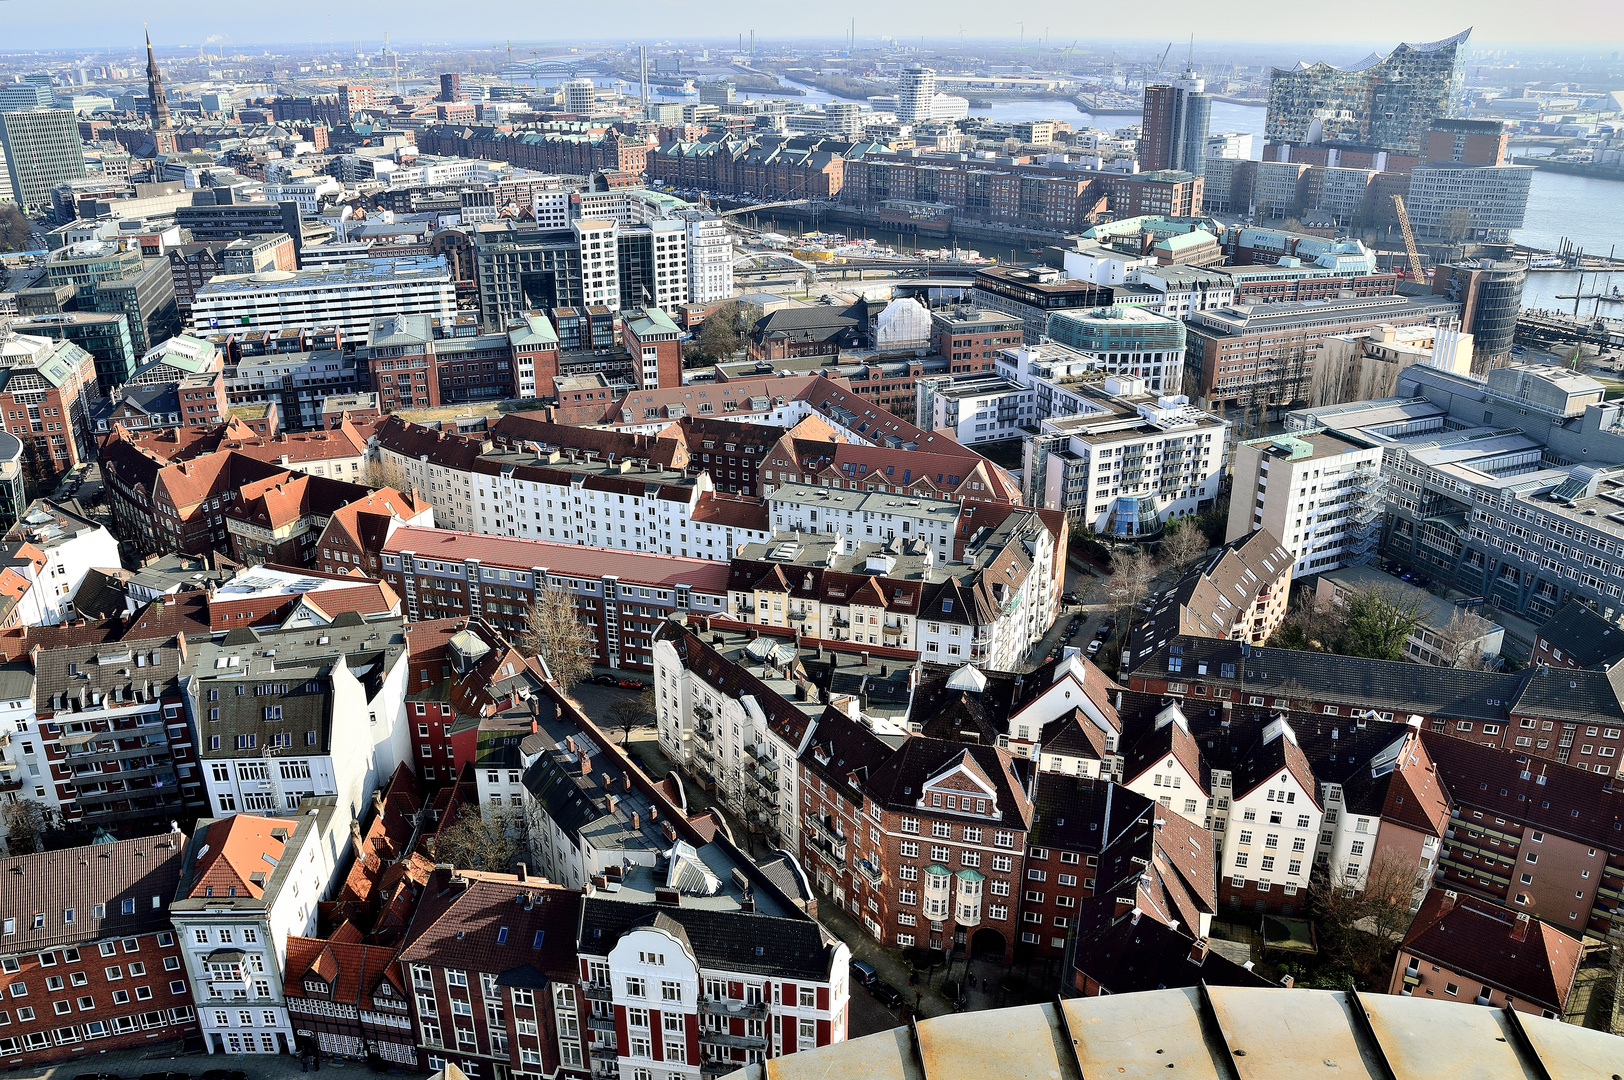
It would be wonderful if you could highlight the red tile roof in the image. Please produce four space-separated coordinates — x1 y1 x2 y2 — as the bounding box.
382 526 732 593
1401 888 1582 1013
188 814 300 900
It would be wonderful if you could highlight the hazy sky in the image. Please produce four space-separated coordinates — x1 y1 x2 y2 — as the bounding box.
5 0 1621 52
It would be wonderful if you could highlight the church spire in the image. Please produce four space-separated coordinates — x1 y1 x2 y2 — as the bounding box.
145 27 171 131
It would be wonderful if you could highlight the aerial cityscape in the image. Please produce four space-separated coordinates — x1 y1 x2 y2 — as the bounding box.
4 9 1624 1078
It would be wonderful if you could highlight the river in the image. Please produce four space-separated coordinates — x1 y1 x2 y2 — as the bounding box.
644 75 1624 296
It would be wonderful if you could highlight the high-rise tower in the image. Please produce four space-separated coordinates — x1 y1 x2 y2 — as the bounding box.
1140 68 1212 177
145 30 171 130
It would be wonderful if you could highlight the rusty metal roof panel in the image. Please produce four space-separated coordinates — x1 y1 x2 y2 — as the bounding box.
1512 1009 1624 1079
916 1003 1079 1080
753 1027 922 1080
1062 988 1226 1080
1357 993 1538 1080
1205 987 1385 1080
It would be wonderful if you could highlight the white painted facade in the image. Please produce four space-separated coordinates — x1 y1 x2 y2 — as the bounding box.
1210 718 1323 902
171 807 345 1057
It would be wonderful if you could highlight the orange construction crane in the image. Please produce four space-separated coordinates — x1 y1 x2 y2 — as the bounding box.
1391 194 1426 284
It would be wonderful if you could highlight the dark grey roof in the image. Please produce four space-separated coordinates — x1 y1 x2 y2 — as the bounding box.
1130 637 1526 724
198 662 334 757
1070 897 1271 995
1510 666 1624 724
34 637 183 708
1532 600 1624 669
0 832 188 951
578 897 836 980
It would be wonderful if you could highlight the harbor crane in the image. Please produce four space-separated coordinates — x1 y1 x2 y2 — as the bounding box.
1391 194 1427 284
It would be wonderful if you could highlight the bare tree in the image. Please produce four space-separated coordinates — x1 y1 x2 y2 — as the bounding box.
520 583 595 693
1158 517 1210 579
1432 609 1495 669
1310 847 1423 985
0 798 56 855
610 687 657 746
428 808 522 872
364 452 414 494
1106 549 1157 624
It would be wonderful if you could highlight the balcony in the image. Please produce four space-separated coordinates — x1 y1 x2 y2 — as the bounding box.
699 998 767 1019
695 722 714 741
694 744 715 763
700 1031 768 1050
581 983 612 1002
587 1017 617 1033
856 859 883 888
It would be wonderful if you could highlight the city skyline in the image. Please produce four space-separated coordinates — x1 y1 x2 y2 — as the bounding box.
2 1 1622 51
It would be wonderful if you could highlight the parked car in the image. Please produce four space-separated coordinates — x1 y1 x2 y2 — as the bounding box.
1086 639 1103 656
849 959 878 987
871 981 905 1008
617 678 646 690
593 674 619 686
1061 592 1079 605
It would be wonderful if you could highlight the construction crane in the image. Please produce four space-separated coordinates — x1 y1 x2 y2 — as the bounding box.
1391 194 1427 284
1154 42 1173 76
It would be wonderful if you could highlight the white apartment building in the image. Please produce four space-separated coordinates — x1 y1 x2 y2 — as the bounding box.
1226 428 1385 579
1024 375 1228 538
373 423 771 560
680 211 735 304
728 509 1059 672
1118 702 1213 827
576 218 621 310
767 484 961 561
186 615 410 827
263 177 339 215
190 257 455 341
654 627 824 855
1008 654 1122 765
169 801 345 1056
5 499 121 625
914 373 1039 445
1211 716 1324 907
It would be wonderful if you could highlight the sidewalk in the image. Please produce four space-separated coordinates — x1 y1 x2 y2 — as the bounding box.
7 1042 329 1080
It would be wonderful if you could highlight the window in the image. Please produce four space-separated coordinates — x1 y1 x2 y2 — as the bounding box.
660 981 682 1003
625 976 646 998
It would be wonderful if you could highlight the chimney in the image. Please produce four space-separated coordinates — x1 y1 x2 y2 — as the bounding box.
349 820 363 850
516 863 528 882
1187 938 1209 964
1113 896 1136 919
1512 912 1530 942
372 789 385 815
566 735 576 754
648 802 657 820
600 772 613 789
606 793 617 814
1279 975 1295 989
632 812 641 830
662 820 677 841
1441 889 1458 915
579 752 592 776
623 773 633 792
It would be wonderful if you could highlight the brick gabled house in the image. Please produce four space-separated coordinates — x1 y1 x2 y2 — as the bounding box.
799 706 1033 962
1391 888 1582 1019
0 833 197 1067
397 867 587 1080
283 938 416 1066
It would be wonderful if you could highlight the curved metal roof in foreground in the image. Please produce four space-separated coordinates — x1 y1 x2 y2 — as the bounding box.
725 985 1624 1080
